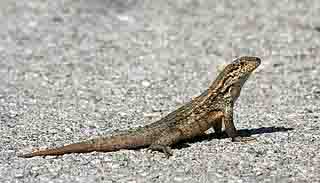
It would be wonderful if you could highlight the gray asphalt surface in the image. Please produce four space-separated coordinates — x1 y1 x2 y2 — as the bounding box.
1 0 320 182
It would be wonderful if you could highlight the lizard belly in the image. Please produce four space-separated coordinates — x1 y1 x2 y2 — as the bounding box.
177 111 223 139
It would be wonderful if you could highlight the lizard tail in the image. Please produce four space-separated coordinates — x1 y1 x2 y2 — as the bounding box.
18 134 152 158
17 141 96 158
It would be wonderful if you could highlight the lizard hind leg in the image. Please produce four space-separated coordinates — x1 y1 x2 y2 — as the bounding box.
148 128 183 158
148 144 173 158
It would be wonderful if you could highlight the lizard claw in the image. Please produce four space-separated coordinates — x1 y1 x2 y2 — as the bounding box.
232 136 257 143
148 144 173 158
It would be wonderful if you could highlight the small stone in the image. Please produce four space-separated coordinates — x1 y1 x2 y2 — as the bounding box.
119 112 127 117
52 16 63 22
142 80 151 87
15 173 24 178
143 112 161 118
28 21 37 27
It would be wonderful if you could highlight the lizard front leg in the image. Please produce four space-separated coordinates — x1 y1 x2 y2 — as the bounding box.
207 111 224 138
223 101 255 142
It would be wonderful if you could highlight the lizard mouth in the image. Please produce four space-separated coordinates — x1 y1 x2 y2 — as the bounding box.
234 56 261 70
253 57 261 67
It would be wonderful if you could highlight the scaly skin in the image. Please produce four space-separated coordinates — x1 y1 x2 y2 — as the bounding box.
18 56 261 158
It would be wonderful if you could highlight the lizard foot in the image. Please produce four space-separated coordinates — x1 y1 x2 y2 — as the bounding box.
232 136 256 143
148 144 173 158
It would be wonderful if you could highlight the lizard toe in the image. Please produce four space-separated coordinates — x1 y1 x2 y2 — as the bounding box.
148 144 173 158
232 136 257 143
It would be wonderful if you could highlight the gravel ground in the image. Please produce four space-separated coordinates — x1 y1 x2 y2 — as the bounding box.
1 0 320 182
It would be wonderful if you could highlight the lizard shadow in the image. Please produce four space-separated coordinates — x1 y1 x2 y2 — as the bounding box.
173 126 294 150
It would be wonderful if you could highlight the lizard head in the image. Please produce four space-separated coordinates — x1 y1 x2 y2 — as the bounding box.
212 56 261 95
233 56 260 86
232 56 261 74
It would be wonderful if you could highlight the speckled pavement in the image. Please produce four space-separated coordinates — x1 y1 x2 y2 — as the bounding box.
1 0 320 182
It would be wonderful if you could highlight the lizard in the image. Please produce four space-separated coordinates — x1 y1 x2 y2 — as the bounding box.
18 56 261 158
